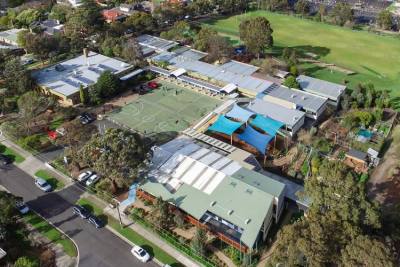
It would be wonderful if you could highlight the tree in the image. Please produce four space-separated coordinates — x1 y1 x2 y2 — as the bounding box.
259 0 287 11
124 12 156 34
193 27 218 52
160 21 194 43
16 30 30 52
2 58 34 95
191 228 208 256
15 9 41 27
64 0 104 42
0 191 21 241
239 17 273 58
153 196 170 228
259 58 276 75
121 38 144 66
89 71 120 104
295 0 309 16
24 33 59 63
317 4 327 22
79 84 87 105
341 235 394 267
207 35 233 63
331 2 354 26
377 10 393 30
77 128 147 193
17 91 54 134
283 75 300 89
100 37 122 57
49 4 71 23
14 257 39 267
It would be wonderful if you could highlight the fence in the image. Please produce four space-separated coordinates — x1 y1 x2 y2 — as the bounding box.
130 212 218 267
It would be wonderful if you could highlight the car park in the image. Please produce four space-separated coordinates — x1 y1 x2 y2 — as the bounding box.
87 215 104 228
34 178 52 192
77 170 93 182
131 245 150 263
72 205 90 219
16 202 29 214
85 174 99 186
0 154 12 165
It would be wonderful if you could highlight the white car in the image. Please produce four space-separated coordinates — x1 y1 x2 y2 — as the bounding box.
78 171 93 182
35 178 52 192
85 174 100 186
131 245 150 263
16 202 29 214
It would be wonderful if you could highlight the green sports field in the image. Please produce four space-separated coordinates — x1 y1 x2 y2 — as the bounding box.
109 81 221 134
205 11 400 97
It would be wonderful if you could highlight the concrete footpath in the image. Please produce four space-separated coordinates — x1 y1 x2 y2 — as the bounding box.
1 138 200 267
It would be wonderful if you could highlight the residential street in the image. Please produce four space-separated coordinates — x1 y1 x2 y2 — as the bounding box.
0 165 158 267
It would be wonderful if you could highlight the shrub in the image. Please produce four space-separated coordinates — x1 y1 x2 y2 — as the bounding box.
17 134 43 152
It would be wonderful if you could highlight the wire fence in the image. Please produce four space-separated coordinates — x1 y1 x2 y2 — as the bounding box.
130 213 218 267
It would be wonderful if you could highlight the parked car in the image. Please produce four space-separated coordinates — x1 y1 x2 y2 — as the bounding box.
79 113 95 125
16 202 29 214
147 81 159 89
72 205 90 219
77 171 93 182
0 154 12 165
34 178 52 192
131 245 150 263
87 215 104 228
85 174 100 186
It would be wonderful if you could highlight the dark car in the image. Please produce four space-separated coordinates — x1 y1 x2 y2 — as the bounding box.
87 215 104 228
0 154 12 165
79 113 95 125
72 205 90 219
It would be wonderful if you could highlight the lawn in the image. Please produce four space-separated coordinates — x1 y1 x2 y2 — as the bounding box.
108 80 221 135
76 198 182 266
0 144 25 163
205 11 400 96
34 169 65 190
23 212 77 257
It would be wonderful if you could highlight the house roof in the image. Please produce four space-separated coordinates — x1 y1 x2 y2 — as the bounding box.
140 136 285 249
0 28 23 45
264 84 327 113
33 51 133 97
296 75 346 101
137 34 178 52
246 99 305 129
346 149 367 161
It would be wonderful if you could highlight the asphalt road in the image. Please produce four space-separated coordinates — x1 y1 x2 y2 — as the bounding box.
0 165 158 267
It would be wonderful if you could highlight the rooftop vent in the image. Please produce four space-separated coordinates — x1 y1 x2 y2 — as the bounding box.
302 96 307 100
293 116 299 121
227 210 233 215
291 94 296 98
245 218 251 224
210 201 217 207
245 189 253 194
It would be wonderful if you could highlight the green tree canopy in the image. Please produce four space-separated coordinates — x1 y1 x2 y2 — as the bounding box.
77 128 147 192
2 57 34 95
89 70 120 104
377 10 393 30
124 12 156 34
49 4 71 23
15 9 41 27
0 191 21 241
330 2 354 26
14 257 39 267
282 75 300 89
239 16 273 58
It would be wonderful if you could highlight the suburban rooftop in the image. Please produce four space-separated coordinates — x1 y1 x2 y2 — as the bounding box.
33 51 133 97
296 75 346 100
140 136 285 249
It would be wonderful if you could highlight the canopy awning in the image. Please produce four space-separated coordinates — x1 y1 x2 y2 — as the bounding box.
250 114 284 136
170 68 186 77
221 83 237 94
208 115 243 136
225 104 255 122
238 125 273 155
120 69 143 81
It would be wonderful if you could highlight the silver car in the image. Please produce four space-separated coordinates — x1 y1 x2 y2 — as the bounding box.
35 178 52 192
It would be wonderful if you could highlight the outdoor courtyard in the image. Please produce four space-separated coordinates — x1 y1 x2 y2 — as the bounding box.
108 80 222 135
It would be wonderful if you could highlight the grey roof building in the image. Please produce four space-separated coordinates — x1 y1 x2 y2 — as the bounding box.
263 84 328 119
0 28 23 46
296 75 346 106
137 34 178 52
33 51 135 105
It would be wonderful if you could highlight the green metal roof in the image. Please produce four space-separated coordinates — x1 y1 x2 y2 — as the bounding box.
231 168 285 199
140 169 283 248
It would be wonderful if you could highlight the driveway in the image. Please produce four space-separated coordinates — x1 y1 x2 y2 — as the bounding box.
0 165 158 267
